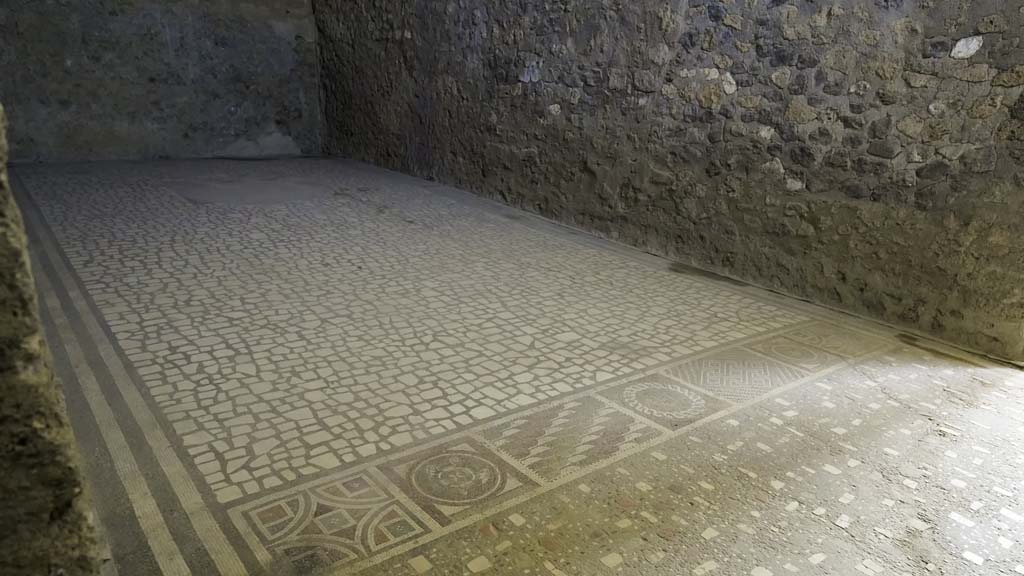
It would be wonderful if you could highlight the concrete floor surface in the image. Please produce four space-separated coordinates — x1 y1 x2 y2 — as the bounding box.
12 159 1024 575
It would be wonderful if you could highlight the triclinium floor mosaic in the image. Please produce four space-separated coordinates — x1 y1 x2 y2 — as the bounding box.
15 159 1024 576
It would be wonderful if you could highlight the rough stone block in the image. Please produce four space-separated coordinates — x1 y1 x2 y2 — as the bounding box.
0 105 98 574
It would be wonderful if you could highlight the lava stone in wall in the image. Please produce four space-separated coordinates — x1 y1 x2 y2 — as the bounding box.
317 0 1024 361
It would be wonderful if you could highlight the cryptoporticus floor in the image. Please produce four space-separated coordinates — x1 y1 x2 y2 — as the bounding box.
13 159 1024 576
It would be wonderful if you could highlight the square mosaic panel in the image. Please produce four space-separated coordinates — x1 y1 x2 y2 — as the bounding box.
598 373 730 431
236 470 429 574
747 335 846 372
379 437 537 526
663 347 807 403
481 397 662 480
783 323 890 358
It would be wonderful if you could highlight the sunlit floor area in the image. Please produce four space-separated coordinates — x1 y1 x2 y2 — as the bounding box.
14 159 1024 575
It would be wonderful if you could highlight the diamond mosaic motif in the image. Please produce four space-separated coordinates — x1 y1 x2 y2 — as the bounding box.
664 347 807 403
481 396 662 480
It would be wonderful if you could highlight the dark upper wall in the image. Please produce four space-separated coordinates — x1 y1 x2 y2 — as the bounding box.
0 105 97 575
316 0 1024 361
0 0 320 162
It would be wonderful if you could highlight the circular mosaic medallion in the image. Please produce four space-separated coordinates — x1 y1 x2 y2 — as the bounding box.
410 452 502 505
622 380 706 420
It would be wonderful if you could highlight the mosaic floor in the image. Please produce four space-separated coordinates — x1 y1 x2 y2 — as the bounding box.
13 159 1024 576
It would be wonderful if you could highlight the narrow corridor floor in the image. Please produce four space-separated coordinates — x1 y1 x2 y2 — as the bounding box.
13 159 1024 576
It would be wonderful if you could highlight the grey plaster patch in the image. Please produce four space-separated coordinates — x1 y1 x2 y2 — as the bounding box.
216 130 303 160
0 0 320 162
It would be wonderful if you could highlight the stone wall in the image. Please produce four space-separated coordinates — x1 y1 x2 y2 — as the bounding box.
0 0 320 162
0 105 98 574
316 0 1024 361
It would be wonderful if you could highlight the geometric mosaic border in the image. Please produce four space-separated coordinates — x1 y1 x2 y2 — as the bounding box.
239 470 429 572
230 321 893 574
